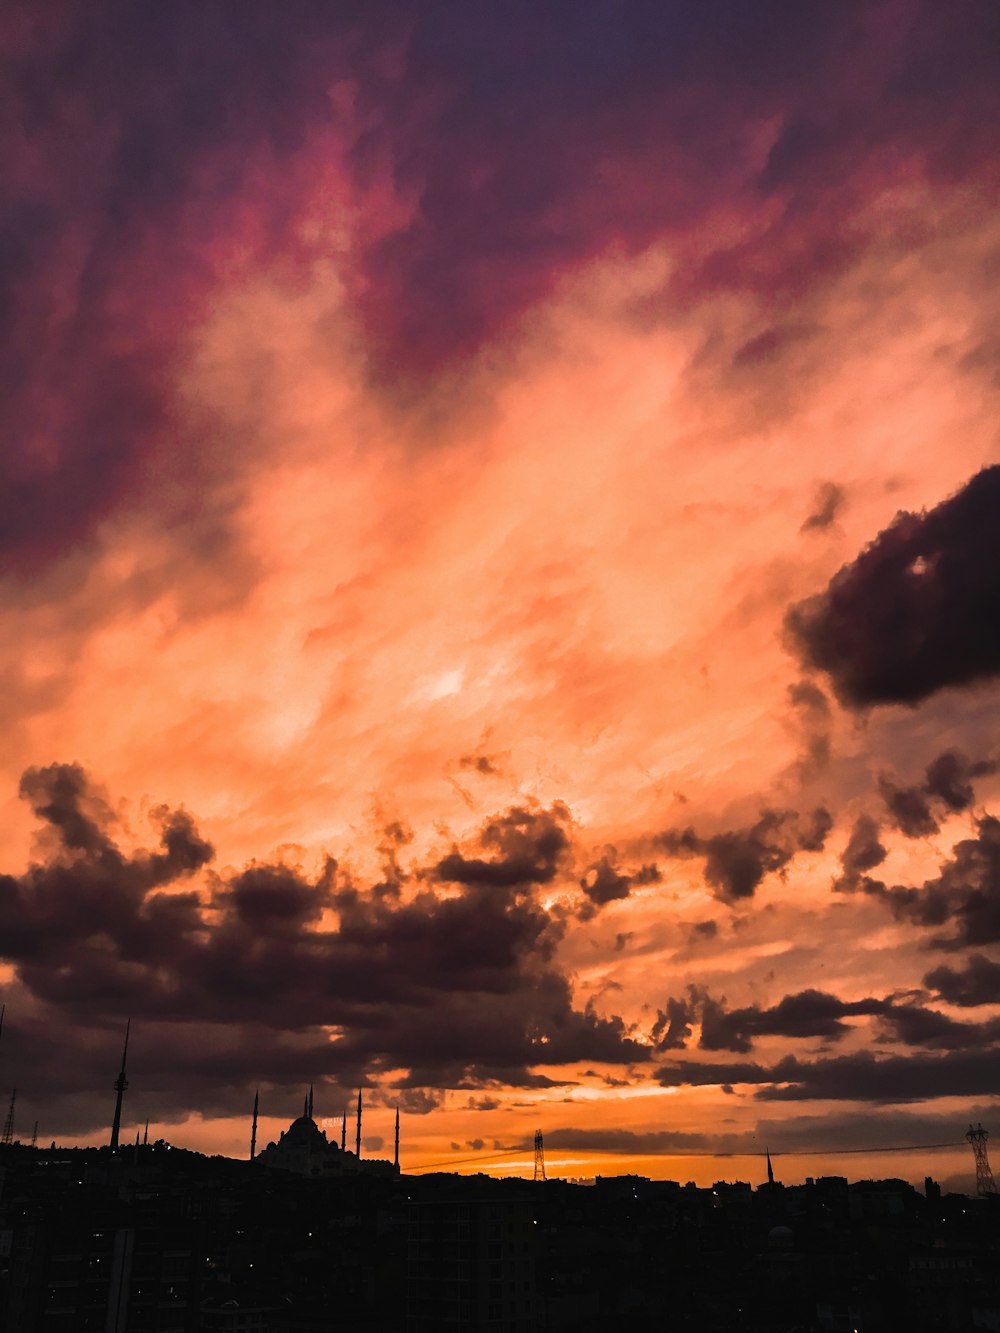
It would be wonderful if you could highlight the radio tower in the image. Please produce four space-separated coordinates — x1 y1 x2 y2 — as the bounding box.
110 1020 130 1151
533 1129 546 1182
966 1123 997 1196
1 1089 15 1146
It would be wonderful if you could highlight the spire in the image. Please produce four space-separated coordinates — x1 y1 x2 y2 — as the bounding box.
308 1083 314 1120
394 1106 400 1170
143 1119 148 1147
303 1092 309 1119
766 1147 775 1187
250 1088 259 1161
110 1019 130 1151
341 1109 346 1151
356 1089 362 1159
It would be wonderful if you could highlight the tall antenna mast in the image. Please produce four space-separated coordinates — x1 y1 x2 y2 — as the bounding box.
533 1129 546 1182
110 1020 130 1151
1 1089 15 1146
31 1120 38 1148
967 1123 997 1196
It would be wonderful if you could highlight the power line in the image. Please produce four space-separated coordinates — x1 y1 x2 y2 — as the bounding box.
409 1148 529 1173
406 1140 965 1174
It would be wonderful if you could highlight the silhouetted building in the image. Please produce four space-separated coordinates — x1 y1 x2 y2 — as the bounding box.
406 1188 537 1332
256 1094 398 1180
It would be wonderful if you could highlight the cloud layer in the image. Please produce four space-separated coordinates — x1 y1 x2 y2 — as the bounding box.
2 2 999 1181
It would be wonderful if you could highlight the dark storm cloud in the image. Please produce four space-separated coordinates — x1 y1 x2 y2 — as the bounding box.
787 679 832 771
786 467 1000 707
458 753 502 776
657 805 832 902
876 1001 1000 1050
654 984 999 1057
925 750 997 811
757 1049 1000 1102
878 776 938 839
697 989 886 1053
578 851 660 911
836 814 887 890
220 861 334 930
756 1106 995 1155
877 749 996 838
537 1105 994 1158
652 996 694 1051
435 802 570 888
801 482 845 533
866 815 1000 950
0 773 644 1133
657 1048 1000 1102
394 1089 443 1116
527 1126 717 1156
925 954 1000 1008
0 763 213 965
690 919 718 942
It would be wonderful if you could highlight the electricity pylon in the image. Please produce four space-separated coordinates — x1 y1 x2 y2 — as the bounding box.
533 1129 546 1182
1 1089 15 1146
966 1123 997 1196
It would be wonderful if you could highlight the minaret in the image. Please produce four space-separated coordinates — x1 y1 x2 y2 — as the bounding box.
250 1089 259 1161
766 1147 775 1186
308 1083 314 1120
303 1092 309 1119
110 1020 130 1151
355 1090 362 1158
394 1106 400 1170
143 1119 148 1147
341 1110 346 1151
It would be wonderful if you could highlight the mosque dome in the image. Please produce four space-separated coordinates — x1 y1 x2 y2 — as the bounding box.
283 1115 329 1149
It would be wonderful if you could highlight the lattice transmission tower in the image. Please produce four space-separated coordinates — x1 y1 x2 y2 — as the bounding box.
966 1123 997 1196
1 1089 15 1146
533 1129 546 1182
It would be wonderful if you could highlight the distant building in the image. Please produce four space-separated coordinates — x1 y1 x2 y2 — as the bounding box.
257 1095 397 1180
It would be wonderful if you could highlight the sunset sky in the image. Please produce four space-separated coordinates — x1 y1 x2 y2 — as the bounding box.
2 1 999 1190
